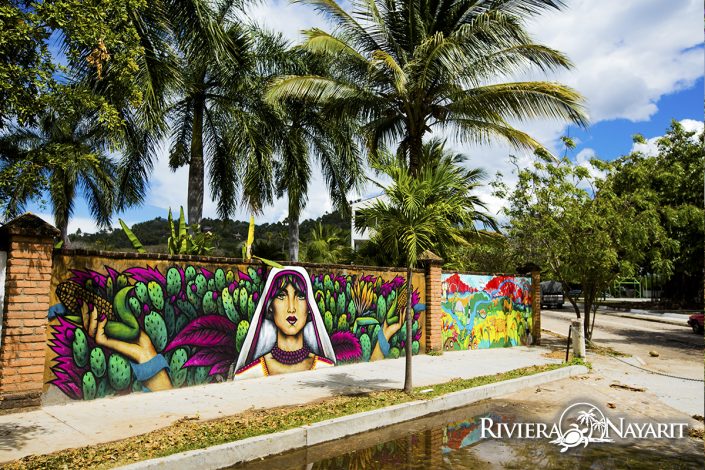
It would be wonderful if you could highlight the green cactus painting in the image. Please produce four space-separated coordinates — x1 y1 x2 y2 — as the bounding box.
108 354 131 391
72 328 88 368
144 312 168 352
82 371 97 400
90 347 106 378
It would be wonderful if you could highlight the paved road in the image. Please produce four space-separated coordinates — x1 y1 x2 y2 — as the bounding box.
541 308 704 417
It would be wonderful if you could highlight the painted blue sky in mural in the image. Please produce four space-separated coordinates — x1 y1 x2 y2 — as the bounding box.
28 0 704 233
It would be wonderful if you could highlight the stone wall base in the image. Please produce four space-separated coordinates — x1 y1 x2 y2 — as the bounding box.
0 391 42 414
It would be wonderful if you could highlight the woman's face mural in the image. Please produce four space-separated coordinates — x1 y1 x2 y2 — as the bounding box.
46 263 424 400
270 279 307 335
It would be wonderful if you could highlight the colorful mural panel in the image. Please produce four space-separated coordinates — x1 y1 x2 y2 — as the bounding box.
441 273 532 351
47 264 424 400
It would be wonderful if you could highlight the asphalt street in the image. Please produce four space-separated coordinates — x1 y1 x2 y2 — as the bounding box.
541 308 704 417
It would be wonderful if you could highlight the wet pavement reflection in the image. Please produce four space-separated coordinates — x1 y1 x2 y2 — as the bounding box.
230 399 704 470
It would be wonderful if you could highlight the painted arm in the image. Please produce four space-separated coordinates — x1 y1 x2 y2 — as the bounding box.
370 306 407 361
83 305 173 391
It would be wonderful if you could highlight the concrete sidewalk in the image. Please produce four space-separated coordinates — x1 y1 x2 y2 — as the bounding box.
0 347 559 463
568 303 694 326
595 308 692 326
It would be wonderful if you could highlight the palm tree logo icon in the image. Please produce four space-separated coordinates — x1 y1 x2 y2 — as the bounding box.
550 402 613 452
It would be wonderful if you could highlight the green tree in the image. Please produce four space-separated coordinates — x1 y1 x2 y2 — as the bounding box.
0 4 53 129
0 0 234 213
500 146 669 339
0 103 117 242
607 122 704 308
166 15 252 225
356 140 496 392
443 231 514 273
303 222 350 263
267 0 587 175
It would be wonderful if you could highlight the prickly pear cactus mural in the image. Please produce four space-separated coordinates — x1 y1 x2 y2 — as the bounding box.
440 273 533 351
313 273 424 364
48 263 424 399
48 264 266 400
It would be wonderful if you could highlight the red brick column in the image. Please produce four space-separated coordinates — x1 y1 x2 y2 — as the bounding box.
0 214 59 411
419 251 443 353
531 269 541 345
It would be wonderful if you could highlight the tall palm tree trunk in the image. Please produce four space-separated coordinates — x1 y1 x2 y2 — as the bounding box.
403 264 413 393
58 223 69 246
188 97 205 226
408 127 424 176
288 193 300 261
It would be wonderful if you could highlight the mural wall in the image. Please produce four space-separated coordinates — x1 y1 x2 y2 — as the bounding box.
45 256 425 400
440 273 532 351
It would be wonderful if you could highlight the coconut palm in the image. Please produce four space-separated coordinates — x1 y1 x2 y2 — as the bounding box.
247 36 362 261
355 139 495 392
0 104 116 242
267 0 587 174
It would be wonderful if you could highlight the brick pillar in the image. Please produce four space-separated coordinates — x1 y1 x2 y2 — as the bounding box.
0 213 59 411
419 250 443 353
531 269 541 346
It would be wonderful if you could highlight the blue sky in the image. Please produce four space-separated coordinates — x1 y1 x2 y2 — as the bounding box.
568 76 704 160
29 0 705 233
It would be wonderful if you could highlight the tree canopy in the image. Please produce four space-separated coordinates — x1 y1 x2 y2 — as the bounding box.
267 0 587 173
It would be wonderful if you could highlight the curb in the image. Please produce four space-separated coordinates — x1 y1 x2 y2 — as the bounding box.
599 310 688 326
119 365 588 470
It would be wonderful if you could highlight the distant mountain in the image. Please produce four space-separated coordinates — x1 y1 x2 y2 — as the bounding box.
68 210 351 258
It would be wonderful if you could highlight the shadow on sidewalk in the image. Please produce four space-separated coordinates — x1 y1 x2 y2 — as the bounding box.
0 423 42 451
296 372 396 395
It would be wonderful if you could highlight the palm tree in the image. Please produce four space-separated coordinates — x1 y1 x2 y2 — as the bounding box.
168 15 258 225
267 0 587 175
304 222 348 263
253 37 362 261
66 0 249 219
0 104 116 242
355 139 495 392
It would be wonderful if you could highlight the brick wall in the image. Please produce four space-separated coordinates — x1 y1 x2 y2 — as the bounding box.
421 252 444 353
0 215 59 411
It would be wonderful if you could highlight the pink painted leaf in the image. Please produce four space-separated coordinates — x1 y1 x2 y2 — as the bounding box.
165 315 235 351
184 347 233 368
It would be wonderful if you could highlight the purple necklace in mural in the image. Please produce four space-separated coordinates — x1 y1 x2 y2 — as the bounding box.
271 344 311 365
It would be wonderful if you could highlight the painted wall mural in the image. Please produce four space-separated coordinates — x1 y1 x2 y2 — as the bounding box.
441 273 532 351
46 263 424 400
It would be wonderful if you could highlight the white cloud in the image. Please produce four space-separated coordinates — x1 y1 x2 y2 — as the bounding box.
242 0 330 43
525 0 703 123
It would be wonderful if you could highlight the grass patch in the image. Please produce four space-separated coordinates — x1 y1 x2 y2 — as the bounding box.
5 363 564 470
586 340 630 357
566 356 592 370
